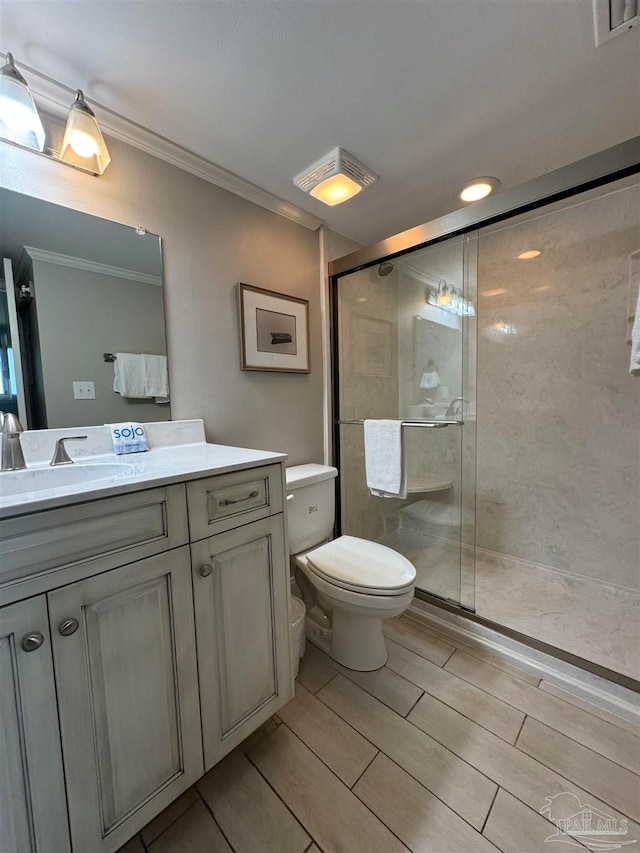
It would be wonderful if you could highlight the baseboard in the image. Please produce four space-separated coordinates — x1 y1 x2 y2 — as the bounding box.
407 599 640 726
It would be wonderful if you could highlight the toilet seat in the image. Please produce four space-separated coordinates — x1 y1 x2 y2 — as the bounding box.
306 535 416 596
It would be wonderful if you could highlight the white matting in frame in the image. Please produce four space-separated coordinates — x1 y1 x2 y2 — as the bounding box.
238 283 310 373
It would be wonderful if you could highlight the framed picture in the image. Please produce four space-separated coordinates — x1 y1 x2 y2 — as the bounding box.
237 283 310 373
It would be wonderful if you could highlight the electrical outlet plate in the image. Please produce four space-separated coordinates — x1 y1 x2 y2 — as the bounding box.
73 381 95 400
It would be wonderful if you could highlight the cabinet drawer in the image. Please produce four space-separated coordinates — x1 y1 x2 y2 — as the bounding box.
186 464 283 541
0 484 188 596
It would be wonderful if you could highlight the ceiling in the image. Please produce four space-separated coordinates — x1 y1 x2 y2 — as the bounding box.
1 0 638 245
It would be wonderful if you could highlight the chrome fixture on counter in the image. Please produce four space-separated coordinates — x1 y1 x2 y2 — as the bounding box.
50 436 88 466
0 413 27 471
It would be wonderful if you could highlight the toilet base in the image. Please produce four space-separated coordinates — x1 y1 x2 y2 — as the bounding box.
305 607 388 671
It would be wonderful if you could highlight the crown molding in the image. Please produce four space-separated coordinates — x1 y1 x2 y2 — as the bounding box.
22 246 163 286
5 54 324 233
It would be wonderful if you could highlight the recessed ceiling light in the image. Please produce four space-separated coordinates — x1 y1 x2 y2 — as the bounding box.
459 177 500 203
518 250 541 259
481 288 507 297
294 147 378 206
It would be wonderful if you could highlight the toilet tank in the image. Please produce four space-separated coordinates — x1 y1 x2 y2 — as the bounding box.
285 464 338 555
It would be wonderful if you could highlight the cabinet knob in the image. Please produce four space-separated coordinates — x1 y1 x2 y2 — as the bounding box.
20 632 44 652
199 564 213 578
58 618 79 637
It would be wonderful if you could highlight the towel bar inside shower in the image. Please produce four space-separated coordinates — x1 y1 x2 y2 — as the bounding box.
336 419 462 427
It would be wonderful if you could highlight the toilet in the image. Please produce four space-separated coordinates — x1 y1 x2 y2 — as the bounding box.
285 464 416 671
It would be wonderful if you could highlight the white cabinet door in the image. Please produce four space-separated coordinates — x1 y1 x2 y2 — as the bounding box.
0 596 70 853
49 546 203 853
192 515 293 769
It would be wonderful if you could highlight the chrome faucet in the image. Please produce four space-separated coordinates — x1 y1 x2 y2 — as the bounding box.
1 413 27 472
445 397 465 419
50 435 88 466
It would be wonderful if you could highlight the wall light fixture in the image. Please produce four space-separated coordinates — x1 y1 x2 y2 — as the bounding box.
0 53 45 152
0 52 111 175
60 90 111 174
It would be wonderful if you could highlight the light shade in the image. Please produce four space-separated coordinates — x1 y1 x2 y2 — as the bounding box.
0 53 45 152
60 90 111 175
294 147 377 206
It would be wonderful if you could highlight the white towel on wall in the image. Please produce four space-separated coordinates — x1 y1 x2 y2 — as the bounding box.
142 354 169 400
113 353 146 398
113 352 170 402
630 288 640 376
364 419 407 499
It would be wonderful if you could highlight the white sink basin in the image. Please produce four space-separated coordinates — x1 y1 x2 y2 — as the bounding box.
0 462 137 497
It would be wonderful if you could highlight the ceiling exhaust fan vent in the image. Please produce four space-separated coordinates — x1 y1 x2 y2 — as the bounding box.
593 0 639 44
294 148 377 194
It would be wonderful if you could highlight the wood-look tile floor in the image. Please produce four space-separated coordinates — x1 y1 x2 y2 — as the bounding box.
120 616 640 853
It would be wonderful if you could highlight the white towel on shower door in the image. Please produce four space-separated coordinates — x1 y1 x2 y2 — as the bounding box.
364 419 407 499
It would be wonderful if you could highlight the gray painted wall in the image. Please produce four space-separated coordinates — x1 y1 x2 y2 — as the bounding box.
1 135 323 464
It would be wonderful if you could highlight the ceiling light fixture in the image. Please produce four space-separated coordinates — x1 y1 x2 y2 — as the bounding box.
0 53 45 151
459 177 500 203
294 147 377 206
518 250 541 259
60 90 111 174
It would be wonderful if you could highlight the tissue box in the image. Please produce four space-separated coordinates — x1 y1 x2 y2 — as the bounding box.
109 423 149 455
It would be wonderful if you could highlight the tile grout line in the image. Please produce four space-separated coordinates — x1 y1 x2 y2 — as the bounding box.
512 713 640 778
348 748 380 791
405 678 640 813
479 785 500 836
402 619 542 686
304 668 339 695
318 672 639 837
313 680 499 836
323 659 426 717
388 659 525 746
441 651 640 762
295 677 388 757
403 688 425 719
277 704 381 787
274 723 411 853
404 692 640 827
513 712 527 745
383 626 456 669
243 730 324 851
194 785 239 853
139 794 201 850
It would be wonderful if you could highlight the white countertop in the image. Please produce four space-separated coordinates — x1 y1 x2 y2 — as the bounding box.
0 441 287 520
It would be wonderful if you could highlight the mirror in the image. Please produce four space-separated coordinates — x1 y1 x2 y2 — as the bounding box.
0 188 169 429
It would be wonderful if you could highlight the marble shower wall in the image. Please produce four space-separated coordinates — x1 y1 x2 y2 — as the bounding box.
475 178 640 679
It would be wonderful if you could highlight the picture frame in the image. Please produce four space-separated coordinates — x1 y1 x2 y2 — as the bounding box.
237 283 310 373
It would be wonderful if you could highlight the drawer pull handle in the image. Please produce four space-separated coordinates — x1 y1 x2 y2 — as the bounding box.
21 632 44 652
58 618 79 637
200 564 213 578
219 490 260 507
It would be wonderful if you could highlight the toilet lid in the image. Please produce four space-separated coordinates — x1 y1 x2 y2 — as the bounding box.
306 535 416 593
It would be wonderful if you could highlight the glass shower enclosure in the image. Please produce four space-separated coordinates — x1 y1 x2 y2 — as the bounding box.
333 233 477 609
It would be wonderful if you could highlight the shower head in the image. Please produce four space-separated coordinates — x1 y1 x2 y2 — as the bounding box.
377 261 394 277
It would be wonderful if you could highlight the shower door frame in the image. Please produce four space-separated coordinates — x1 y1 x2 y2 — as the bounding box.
329 137 640 635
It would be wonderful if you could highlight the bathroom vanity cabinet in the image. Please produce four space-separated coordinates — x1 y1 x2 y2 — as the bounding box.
0 457 292 853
